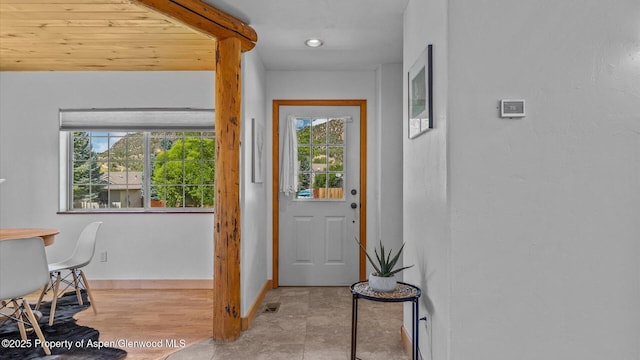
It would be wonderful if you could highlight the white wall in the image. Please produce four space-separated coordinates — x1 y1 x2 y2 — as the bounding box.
403 0 640 359
448 1 640 359
0 72 215 280
265 69 404 278
376 63 405 277
402 0 450 359
241 51 268 315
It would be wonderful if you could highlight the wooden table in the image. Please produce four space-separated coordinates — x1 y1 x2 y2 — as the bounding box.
0 228 60 246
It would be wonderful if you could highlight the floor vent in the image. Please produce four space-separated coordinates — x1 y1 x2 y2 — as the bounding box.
263 303 280 313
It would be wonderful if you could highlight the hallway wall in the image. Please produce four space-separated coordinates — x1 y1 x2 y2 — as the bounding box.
403 0 640 359
448 1 640 359
402 0 450 359
241 50 269 315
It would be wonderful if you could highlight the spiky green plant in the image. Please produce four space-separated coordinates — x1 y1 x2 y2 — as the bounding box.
355 238 413 277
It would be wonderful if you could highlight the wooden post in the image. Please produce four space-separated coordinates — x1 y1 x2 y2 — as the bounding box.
213 36 242 341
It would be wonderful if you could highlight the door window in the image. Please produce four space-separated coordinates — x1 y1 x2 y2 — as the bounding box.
295 117 346 200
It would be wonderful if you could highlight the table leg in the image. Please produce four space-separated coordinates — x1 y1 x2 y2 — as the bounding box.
351 294 358 360
412 298 419 360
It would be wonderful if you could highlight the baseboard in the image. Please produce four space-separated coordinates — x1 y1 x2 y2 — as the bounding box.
241 279 273 331
89 279 213 289
401 325 422 360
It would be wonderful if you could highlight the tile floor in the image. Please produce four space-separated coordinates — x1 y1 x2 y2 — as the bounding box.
163 287 408 360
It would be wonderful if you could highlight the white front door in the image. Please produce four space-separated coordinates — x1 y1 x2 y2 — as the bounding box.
278 105 361 286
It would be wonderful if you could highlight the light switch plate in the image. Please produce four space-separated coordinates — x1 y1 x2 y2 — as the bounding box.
500 99 525 118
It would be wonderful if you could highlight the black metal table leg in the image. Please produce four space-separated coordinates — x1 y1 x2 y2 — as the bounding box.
413 298 419 360
351 293 358 360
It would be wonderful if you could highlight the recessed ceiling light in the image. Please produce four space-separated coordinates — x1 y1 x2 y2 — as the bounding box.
305 38 324 48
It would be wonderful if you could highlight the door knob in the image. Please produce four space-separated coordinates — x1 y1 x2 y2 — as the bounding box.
350 203 358 209
351 189 357 195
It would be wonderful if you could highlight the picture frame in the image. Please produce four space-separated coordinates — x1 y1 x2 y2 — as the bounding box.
408 44 433 139
251 117 264 183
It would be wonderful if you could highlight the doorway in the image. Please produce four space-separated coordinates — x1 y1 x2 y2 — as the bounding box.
272 100 367 287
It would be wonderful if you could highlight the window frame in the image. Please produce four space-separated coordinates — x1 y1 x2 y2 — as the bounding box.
58 108 215 213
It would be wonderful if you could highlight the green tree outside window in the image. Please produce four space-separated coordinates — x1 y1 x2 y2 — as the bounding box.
152 136 215 207
73 131 103 202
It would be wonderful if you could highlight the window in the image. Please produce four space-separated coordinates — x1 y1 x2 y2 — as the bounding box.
295 117 346 200
60 109 215 212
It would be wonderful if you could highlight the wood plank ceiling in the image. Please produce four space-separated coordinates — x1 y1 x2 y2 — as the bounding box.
0 0 219 71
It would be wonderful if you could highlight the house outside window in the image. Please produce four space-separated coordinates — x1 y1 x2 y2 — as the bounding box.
60 109 215 212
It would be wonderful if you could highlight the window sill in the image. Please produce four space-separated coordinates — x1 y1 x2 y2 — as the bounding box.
57 210 214 215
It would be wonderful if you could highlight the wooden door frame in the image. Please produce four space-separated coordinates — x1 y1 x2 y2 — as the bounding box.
272 99 367 288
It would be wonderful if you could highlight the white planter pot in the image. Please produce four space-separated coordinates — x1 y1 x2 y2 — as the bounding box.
368 273 397 292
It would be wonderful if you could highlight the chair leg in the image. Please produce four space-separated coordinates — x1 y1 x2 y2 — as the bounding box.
49 272 61 326
71 269 83 305
11 299 27 341
35 276 52 311
22 298 51 356
79 270 97 315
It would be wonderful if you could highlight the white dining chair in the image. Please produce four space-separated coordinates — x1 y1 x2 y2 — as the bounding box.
36 221 102 326
0 237 52 355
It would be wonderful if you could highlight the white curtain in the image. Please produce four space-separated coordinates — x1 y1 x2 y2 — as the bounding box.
279 116 298 196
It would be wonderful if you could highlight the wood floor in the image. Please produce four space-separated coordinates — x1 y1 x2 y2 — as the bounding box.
71 289 213 360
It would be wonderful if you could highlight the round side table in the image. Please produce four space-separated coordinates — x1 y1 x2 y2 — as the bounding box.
350 281 421 360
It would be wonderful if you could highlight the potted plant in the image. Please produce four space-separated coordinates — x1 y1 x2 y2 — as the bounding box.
355 238 413 292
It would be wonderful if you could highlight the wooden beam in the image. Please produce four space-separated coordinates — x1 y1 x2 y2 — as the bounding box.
171 0 256 42
133 0 256 52
212 36 242 341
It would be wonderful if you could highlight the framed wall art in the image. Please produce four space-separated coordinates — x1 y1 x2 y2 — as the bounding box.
408 44 433 139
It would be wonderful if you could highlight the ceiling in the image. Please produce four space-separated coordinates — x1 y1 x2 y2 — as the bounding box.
0 0 408 71
206 0 409 70
0 0 217 71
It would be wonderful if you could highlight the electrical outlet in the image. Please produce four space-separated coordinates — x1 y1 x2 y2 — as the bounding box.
100 251 108 262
